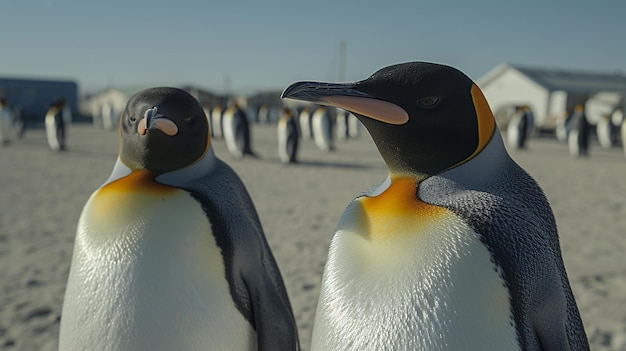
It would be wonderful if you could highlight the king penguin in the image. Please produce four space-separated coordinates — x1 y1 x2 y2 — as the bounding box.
282 62 589 351
622 115 626 159
336 107 350 141
311 106 334 152
568 104 591 158
59 87 299 351
0 97 14 146
222 103 256 159
210 104 224 138
45 98 66 151
298 106 313 139
506 106 530 150
277 108 299 164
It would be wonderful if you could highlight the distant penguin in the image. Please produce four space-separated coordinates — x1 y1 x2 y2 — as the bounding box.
612 108 625 157
257 104 270 124
59 87 299 351
101 103 117 131
298 106 313 139
506 106 529 150
568 104 591 157
347 111 361 138
277 108 299 164
336 108 350 141
311 106 334 152
0 98 14 146
336 109 361 140
222 103 256 159
525 106 535 136
13 108 25 139
597 108 622 148
45 98 66 151
211 105 224 138
555 109 573 142
282 61 589 351
622 116 626 160
612 108 624 131
596 114 614 148
203 106 213 135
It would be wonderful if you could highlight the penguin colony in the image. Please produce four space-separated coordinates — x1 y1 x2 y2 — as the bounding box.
282 61 589 350
59 87 299 351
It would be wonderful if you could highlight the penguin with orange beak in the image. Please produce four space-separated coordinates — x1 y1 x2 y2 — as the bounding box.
282 62 588 351
60 87 299 351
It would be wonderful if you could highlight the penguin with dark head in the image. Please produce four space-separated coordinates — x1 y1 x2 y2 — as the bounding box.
283 62 494 176
120 88 209 173
44 98 68 151
282 62 588 351
60 87 300 351
277 107 299 164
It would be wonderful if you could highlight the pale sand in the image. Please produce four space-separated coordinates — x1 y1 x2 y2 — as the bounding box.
0 123 625 350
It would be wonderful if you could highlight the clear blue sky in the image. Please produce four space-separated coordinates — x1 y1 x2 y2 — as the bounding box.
2 0 626 95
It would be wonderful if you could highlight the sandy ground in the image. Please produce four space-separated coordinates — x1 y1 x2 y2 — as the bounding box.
1 122 625 351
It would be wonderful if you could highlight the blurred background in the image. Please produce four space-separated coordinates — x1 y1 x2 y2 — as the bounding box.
2 1 626 351
2 0 626 133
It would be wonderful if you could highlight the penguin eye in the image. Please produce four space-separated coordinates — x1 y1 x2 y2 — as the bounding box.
183 116 193 124
416 97 440 109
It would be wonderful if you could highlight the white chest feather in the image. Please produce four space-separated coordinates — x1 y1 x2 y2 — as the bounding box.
311 198 520 351
59 186 255 351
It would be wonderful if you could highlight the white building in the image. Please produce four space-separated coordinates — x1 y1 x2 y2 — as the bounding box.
478 63 626 130
81 86 222 130
82 87 136 130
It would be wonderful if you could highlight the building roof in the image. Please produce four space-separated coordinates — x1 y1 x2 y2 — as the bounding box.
0 76 77 86
85 86 149 99
479 63 626 94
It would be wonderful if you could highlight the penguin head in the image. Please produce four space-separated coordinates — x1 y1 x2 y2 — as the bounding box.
282 62 496 176
120 87 210 174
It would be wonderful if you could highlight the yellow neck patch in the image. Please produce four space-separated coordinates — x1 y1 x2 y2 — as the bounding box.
90 171 180 222
100 170 177 195
359 176 446 240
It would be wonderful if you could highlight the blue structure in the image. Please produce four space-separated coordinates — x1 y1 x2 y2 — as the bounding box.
0 77 78 122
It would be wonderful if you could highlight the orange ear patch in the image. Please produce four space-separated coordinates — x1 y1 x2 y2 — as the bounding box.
469 85 496 157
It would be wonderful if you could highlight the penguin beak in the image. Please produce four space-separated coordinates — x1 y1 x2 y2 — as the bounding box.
281 81 409 125
137 108 179 136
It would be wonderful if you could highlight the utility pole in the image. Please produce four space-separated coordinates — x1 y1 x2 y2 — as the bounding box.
338 40 347 82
